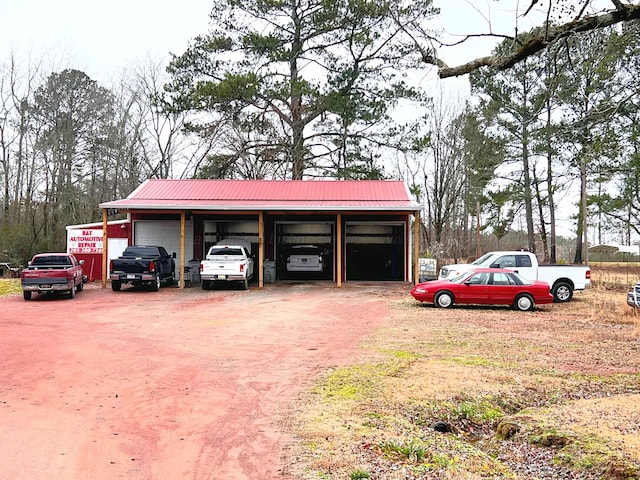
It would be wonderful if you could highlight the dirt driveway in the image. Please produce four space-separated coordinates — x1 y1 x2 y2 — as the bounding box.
0 282 401 480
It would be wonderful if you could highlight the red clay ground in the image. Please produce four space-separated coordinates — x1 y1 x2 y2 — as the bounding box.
0 282 401 479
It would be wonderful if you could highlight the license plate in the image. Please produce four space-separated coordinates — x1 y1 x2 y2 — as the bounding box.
217 275 226 280
40 284 51 288
127 275 137 279
301 259 308 262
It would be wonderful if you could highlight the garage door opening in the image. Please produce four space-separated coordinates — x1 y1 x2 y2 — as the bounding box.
133 220 194 276
276 222 334 281
203 220 259 257
345 223 405 281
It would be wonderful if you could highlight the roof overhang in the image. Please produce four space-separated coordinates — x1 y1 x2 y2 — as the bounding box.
98 200 420 212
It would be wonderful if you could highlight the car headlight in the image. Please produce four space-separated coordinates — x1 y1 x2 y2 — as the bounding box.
415 287 427 293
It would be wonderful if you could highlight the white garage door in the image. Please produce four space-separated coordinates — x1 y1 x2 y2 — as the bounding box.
133 220 194 273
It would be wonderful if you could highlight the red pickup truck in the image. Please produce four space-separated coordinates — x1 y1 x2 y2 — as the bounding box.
21 253 85 300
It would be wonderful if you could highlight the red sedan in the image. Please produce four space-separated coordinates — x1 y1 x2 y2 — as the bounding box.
410 267 554 311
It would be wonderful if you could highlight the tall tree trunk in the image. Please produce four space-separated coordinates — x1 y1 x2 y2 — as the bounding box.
289 3 304 179
546 100 557 264
532 166 549 262
574 155 586 263
522 126 535 253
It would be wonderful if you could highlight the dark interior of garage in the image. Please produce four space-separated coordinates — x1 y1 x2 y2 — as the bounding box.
345 243 405 281
345 224 405 281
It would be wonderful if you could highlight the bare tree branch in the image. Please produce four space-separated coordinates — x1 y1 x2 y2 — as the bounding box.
428 3 640 78
524 0 541 16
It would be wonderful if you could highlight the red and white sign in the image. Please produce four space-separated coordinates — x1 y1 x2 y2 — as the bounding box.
68 229 104 254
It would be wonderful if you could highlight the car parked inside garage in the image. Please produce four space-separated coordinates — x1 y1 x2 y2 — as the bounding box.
286 245 324 272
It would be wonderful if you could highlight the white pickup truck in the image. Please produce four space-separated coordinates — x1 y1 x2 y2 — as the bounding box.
199 238 254 290
438 251 591 302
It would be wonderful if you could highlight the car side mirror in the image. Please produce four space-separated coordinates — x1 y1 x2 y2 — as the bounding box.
79 260 85 265
172 252 177 259
490 262 500 268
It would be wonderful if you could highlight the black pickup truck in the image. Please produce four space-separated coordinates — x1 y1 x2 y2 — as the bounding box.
109 246 176 292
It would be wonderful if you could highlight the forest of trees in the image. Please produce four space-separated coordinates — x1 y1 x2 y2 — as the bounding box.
1 0 640 266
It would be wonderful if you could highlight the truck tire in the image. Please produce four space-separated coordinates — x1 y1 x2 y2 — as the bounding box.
111 280 122 292
242 277 249 290
552 282 573 303
69 285 76 299
23 291 32 301
151 274 161 292
76 281 83 292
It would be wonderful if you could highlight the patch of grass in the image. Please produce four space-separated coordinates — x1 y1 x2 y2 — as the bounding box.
290 285 640 480
455 397 504 423
0 279 21 296
449 355 515 369
525 421 640 479
348 469 370 480
314 351 418 401
376 433 515 477
403 394 507 434
379 438 428 463
313 364 379 400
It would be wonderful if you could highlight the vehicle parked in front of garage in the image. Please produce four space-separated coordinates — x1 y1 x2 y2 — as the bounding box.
109 245 176 291
21 252 85 300
411 267 554 311
200 238 254 290
438 250 590 303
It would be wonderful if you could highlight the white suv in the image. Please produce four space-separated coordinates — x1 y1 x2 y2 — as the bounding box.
286 245 324 272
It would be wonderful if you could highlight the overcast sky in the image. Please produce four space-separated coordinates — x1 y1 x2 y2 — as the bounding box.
0 0 212 82
0 0 544 85
0 0 595 239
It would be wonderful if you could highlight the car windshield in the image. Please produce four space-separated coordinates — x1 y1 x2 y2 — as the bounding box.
449 271 472 283
449 270 534 285
471 253 494 265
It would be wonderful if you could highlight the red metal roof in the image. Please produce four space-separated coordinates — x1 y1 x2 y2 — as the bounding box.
100 179 420 212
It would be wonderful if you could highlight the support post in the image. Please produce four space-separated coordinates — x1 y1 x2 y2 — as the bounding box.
102 209 108 289
179 211 186 288
413 211 420 285
259 212 264 288
336 214 342 288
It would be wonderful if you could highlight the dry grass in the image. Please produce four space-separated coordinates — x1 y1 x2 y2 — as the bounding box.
589 262 640 292
287 265 640 479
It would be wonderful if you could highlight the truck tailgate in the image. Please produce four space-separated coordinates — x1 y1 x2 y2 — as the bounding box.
21 269 70 285
111 259 154 273
201 259 244 275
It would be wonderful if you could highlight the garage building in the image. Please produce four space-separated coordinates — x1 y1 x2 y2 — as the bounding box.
98 179 422 288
